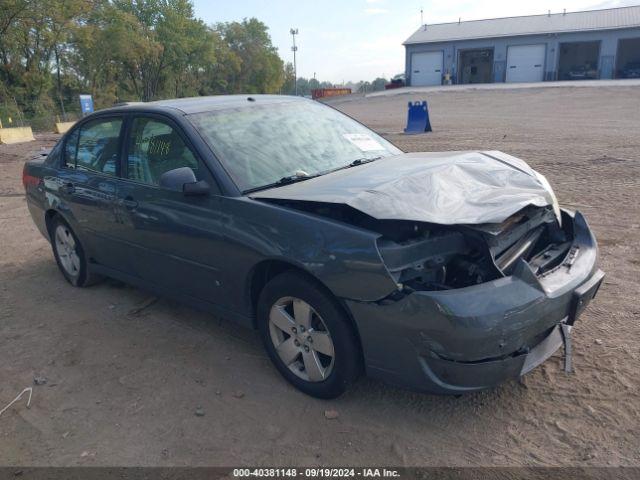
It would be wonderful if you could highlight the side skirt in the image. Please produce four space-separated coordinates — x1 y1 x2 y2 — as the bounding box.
90 263 254 329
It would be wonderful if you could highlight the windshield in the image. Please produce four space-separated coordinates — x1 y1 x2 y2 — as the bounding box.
188 100 402 192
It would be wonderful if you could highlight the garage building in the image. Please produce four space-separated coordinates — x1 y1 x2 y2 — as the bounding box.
404 6 640 86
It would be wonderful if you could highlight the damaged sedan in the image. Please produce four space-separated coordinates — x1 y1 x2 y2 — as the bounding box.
23 95 604 398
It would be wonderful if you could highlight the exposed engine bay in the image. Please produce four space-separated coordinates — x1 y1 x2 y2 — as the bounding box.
377 205 573 293
259 199 574 293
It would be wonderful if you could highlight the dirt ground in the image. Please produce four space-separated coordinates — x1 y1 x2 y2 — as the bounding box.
1 85 639 467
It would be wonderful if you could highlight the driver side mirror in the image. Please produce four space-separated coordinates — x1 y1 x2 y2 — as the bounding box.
159 167 210 196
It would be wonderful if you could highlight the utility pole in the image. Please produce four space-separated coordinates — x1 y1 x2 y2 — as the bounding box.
421 7 423 25
290 28 299 95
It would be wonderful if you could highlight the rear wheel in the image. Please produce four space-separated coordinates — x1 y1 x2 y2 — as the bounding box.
50 217 101 287
257 272 362 398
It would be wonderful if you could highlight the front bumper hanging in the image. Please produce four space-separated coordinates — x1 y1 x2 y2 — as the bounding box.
346 210 604 394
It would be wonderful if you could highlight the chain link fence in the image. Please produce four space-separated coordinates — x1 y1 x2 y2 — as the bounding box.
1 98 83 133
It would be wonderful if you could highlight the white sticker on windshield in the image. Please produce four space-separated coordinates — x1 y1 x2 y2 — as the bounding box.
343 133 384 152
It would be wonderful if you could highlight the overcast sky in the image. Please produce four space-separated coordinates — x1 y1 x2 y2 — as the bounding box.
192 0 637 83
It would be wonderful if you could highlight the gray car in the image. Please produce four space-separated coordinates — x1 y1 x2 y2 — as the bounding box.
23 95 604 398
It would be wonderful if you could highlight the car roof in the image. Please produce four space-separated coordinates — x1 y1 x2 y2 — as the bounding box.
98 94 307 116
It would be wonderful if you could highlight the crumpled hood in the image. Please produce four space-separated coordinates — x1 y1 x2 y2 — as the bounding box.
250 151 555 225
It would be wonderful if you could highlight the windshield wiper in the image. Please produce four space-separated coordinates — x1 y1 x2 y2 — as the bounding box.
349 156 382 167
321 156 382 176
243 172 318 194
243 157 383 195
276 172 315 185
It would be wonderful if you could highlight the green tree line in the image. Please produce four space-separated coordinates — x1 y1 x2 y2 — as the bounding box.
0 0 290 128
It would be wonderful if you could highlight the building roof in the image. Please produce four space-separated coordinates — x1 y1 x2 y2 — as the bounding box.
404 5 640 45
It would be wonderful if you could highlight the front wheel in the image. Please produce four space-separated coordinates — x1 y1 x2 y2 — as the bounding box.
257 272 362 398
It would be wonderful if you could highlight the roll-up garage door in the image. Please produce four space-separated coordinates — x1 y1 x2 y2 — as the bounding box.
506 44 546 83
410 51 443 86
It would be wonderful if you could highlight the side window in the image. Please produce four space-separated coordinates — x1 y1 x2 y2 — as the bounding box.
64 118 122 176
45 140 63 166
127 117 200 187
64 129 79 168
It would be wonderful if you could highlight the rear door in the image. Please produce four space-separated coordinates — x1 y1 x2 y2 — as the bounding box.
411 51 443 86
112 114 230 306
57 115 127 268
506 44 546 83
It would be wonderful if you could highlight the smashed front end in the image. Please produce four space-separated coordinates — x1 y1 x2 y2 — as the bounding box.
252 151 604 393
347 206 604 393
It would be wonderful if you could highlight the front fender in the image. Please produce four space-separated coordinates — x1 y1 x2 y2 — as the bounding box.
222 197 398 302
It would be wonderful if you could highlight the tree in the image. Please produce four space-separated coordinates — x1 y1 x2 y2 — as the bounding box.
357 77 389 93
280 69 334 96
371 77 388 91
0 1 291 127
281 62 295 94
70 3 140 104
215 18 284 94
50 0 95 115
111 0 198 101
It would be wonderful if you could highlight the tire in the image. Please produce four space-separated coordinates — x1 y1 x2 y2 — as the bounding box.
257 271 362 398
50 216 101 287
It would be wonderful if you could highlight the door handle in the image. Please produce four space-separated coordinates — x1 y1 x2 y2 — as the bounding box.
121 196 138 210
62 182 75 194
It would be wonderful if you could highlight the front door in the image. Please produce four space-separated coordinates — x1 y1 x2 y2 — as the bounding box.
113 115 231 308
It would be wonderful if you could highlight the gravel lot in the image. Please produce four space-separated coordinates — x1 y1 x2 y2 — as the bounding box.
1 84 639 467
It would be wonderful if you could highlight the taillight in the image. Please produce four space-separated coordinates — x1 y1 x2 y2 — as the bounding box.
22 168 40 189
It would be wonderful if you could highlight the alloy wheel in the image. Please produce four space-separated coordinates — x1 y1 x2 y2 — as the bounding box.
54 225 81 278
268 296 335 382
